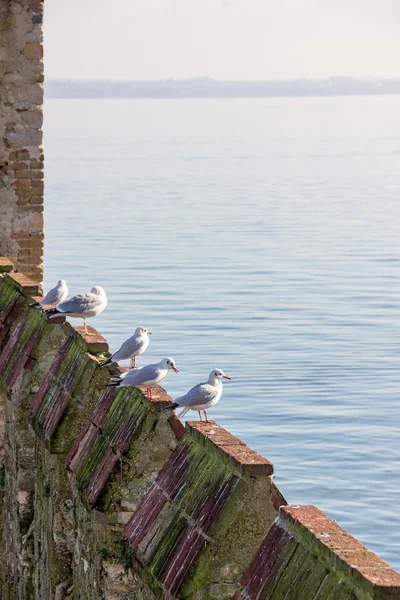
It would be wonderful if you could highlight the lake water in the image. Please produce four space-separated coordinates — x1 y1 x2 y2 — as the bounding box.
44 96 400 569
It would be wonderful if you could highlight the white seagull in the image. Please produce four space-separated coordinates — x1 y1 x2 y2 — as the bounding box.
107 357 178 399
29 279 68 308
162 369 231 422
45 286 107 335
100 326 151 368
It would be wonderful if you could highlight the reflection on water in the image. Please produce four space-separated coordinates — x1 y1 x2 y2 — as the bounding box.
44 96 400 568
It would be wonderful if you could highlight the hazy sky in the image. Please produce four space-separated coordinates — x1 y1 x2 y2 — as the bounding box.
45 0 400 80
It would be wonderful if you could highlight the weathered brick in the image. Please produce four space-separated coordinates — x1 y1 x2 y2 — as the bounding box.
15 187 34 197
10 231 30 240
8 162 29 169
30 161 44 169
11 180 31 188
0 258 14 273
30 197 44 205
16 151 30 161
18 256 41 265
29 247 42 257
23 43 43 59
15 170 33 179
30 179 43 189
16 198 30 206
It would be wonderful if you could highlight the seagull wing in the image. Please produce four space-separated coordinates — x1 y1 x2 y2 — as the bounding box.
41 285 60 305
56 292 100 314
122 364 158 386
175 383 218 408
112 335 141 361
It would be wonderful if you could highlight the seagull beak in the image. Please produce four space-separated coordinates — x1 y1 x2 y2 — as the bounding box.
172 366 179 373
147 330 152 335
223 375 231 380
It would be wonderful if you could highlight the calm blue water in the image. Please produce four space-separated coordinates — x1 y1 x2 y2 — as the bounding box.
44 96 400 569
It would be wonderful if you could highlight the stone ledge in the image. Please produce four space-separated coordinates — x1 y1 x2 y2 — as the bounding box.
280 505 400 593
74 325 109 354
4 272 39 295
0 258 14 274
186 421 274 476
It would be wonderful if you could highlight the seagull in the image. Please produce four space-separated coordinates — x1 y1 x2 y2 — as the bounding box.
162 369 231 422
44 286 107 335
107 357 178 399
29 279 68 308
99 326 151 368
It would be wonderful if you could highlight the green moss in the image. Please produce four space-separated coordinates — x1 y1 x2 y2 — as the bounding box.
75 388 147 496
0 282 19 313
33 335 90 435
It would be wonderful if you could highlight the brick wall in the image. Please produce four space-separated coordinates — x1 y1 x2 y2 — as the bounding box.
0 0 44 284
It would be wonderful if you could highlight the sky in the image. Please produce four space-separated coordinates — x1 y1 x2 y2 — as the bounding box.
45 0 400 81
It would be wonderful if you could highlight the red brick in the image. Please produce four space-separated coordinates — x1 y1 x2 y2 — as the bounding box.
10 231 30 240
187 421 274 476
74 326 109 354
11 180 31 188
8 162 29 169
5 272 39 295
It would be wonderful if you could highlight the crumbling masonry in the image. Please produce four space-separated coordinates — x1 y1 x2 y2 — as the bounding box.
0 0 44 284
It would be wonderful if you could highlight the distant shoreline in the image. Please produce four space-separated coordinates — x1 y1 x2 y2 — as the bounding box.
45 76 400 99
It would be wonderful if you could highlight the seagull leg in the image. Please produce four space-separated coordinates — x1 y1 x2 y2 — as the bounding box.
83 318 95 336
131 357 136 368
198 411 203 422
204 410 209 423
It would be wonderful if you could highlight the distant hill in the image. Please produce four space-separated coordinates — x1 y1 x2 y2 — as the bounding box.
45 77 400 99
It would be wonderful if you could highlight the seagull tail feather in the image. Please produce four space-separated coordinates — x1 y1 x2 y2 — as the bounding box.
44 308 58 316
161 403 179 411
28 302 41 308
99 357 112 368
106 382 120 388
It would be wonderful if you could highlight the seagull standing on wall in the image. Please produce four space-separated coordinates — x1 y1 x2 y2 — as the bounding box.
107 357 178 399
29 279 68 308
45 286 107 335
162 369 231 422
99 326 151 368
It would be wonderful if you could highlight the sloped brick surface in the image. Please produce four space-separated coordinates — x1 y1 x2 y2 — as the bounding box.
236 506 400 600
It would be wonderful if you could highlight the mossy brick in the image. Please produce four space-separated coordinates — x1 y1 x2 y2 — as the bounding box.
186 421 274 477
73 388 150 506
0 258 14 274
4 272 39 296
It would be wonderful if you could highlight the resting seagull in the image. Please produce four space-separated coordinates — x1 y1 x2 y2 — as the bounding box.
107 357 178 399
100 326 151 368
162 369 231 422
29 279 68 308
45 286 107 335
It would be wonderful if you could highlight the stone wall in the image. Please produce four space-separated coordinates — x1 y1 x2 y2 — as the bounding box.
0 262 399 600
0 0 44 284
